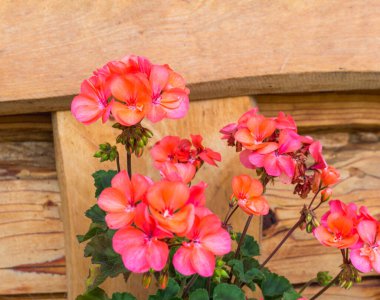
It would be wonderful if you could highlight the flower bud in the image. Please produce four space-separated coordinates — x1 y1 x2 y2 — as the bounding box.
306 223 313 233
216 259 225 268
94 150 102 158
306 213 313 223
321 188 332 202
158 271 168 289
142 272 152 289
321 166 340 186
144 128 154 138
220 269 229 279
135 147 144 157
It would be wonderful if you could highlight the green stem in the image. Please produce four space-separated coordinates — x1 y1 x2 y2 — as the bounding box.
310 270 343 300
234 215 253 259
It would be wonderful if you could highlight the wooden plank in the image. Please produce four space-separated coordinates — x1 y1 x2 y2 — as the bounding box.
0 294 66 300
53 96 261 299
260 131 380 284
301 277 380 300
0 117 66 295
3 1 380 114
256 93 380 129
0 114 53 142
0 180 66 294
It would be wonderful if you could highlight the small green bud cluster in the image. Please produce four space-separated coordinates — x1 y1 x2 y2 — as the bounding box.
305 210 320 233
338 263 362 289
113 123 153 157
213 259 229 283
317 271 333 286
94 143 118 162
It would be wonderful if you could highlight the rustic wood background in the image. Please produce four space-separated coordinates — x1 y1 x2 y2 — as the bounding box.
1 1 380 299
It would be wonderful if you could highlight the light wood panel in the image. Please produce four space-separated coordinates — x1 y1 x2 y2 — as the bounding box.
3 1 380 114
260 131 380 284
53 96 260 299
256 93 380 129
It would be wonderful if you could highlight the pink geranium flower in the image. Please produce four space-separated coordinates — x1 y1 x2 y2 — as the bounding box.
173 214 231 277
232 175 269 216
146 64 190 123
146 180 194 236
350 219 380 273
113 205 171 273
71 76 112 125
234 115 277 153
159 162 196 184
98 171 151 229
309 141 328 170
110 73 152 126
187 182 213 217
314 200 359 249
191 134 222 166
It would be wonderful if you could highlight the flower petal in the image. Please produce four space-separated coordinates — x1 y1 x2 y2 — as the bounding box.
98 187 126 212
350 248 372 273
190 246 215 277
202 228 231 255
147 240 169 271
173 246 196 276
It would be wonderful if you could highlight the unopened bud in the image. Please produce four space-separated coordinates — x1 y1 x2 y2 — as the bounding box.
144 129 154 138
100 153 108 162
306 223 313 233
135 147 144 157
321 188 332 202
312 218 320 227
137 139 145 148
142 272 152 289
306 213 313 223
216 259 225 268
158 271 168 289
129 137 135 147
94 150 102 158
220 269 229 279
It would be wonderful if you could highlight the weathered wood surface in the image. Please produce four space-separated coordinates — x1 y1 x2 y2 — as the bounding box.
260 130 380 284
0 116 66 295
302 277 380 300
3 1 380 114
53 96 262 299
256 93 380 129
1 294 66 300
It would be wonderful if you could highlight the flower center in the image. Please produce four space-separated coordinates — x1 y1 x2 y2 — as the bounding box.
152 93 162 105
124 205 135 213
163 209 173 219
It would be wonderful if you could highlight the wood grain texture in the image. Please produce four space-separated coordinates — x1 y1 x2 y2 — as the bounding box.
0 180 66 294
0 294 66 300
301 277 380 300
260 130 380 284
53 96 261 299
0 115 66 295
0 114 53 142
256 93 380 129
3 1 380 114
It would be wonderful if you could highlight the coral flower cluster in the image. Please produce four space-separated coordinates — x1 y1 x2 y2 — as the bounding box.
314 200 380 274
71 55 190 126
98 167 230 276
150 134 221 183
221 108 339 199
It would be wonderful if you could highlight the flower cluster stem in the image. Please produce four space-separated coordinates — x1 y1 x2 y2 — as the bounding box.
116 153 121 172
260 216 304 269
310 270 343 300
223 205 238 227
234 215 253 259
127 152 132 177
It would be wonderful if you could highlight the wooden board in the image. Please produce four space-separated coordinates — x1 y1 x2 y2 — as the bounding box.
3 1 380 114
256 93 380 129
0 180 66 294
0 116 66 295
1 294 66 300
301 277 380 300
53 96 262 299
260 130 380 284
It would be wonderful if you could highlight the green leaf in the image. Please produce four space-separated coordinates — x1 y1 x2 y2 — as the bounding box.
76 287 109 300
283 290 302 300
227 259 263 290
86 204 107 224
148 278 180 300
93 170 117 197
189 289 209 300
213 283 245 300
111 292 137 300
260 271 292 299
236 233 260 257
77 222 107 243
83 230 126 290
